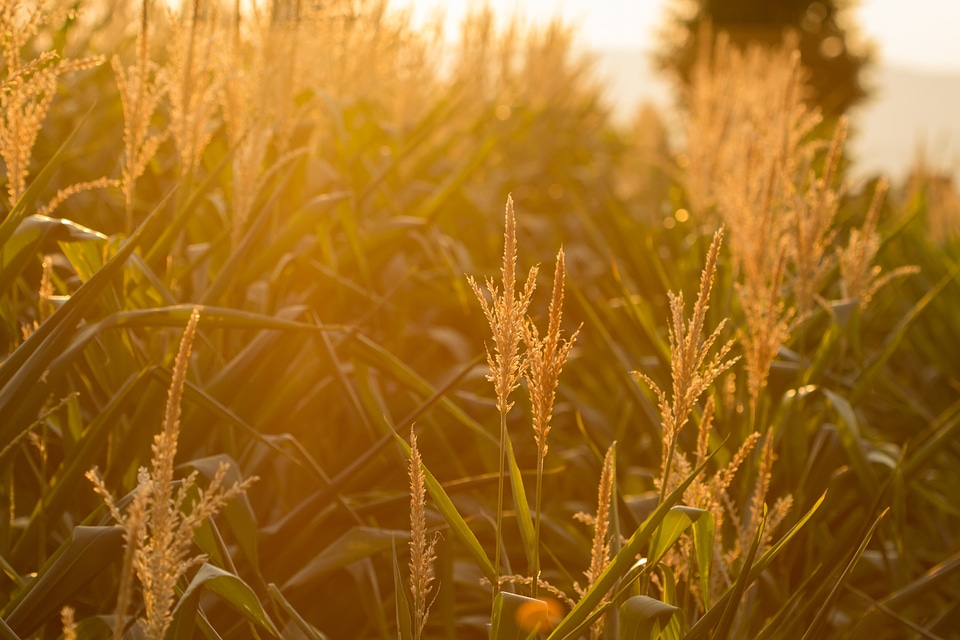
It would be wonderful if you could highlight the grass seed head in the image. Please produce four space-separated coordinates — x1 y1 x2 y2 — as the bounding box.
468 195 538 416
524 247 580 458
87 307 256 640
408 430 438 640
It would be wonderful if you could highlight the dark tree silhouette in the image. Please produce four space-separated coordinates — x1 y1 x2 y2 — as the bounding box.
656 0 874 117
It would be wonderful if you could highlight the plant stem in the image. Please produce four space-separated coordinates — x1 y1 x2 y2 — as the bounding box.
493 409 506 598
532 453 544 599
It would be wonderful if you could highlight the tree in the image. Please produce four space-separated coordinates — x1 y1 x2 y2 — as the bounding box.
655 0 874 118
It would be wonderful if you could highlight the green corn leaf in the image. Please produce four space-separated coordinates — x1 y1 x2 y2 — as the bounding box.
352 335 496 445
657 564 681 640
618 596 679 640
198 169 300 304
683 492 826 640
691 510 715 612
284 527 410 591
167 563 280 639
711 506 765 640
4 526 123 636
10 370 153 564
0 188 173 442
0 618 19 640
648 506 707 567
800 509 888 640
821 387 879 493
412 135 499 224
267 584 330 640
0 215 104 295
506 434 537 575
851 265 957 406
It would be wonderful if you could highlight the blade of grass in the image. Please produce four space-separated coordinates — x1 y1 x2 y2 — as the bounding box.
619 596 680 640
4 526 123 636
851 265 958 405
800 508 889 640
283 527 410 591
0 188 175 440
267 584 330 640
506 434 537 576
712 505 766 640
682 492 826 640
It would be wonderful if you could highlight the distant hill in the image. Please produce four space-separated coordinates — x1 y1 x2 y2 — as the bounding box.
588 47 960 183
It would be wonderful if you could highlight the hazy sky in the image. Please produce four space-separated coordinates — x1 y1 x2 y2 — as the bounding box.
392 0 960 73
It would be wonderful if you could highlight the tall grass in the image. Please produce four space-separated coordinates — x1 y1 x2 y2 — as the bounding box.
0 0 956 638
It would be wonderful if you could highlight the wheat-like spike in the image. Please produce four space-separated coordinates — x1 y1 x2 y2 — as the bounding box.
115 478 148 640
115 0 168 226
467 195 538 595
523 247 579 597
584 443 615 640
408 430 438 640
839 179 919 309
789 117 847 317
695 396 715 466
61 606 77 640
639 228 738 497
712 432 762 497
743 434 776 553
166 0 221 178
738 246 794 407
468 195 539 416
86 307 257 640
0 1 102 207
524 247 580 458
137 306 202 638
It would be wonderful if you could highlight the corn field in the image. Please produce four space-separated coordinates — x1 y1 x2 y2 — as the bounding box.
0 0 958 638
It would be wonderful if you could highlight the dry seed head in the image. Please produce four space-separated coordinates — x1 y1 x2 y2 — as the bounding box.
115 479 148 640
738 247 795 401
572 444 616 639
637 228 737 458
695 396 715 466
585 444 615 589
839 179 919 309
743 434 778 554
468 195 538 415
0 1 102 206
114 1 168 215
408 430 438 640
88 307 256 640
61 606 77 640
524 247 580 457
166 0 221 176
788 117 847 317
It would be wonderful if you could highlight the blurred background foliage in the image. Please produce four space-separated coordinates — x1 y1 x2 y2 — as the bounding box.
654 0 874 118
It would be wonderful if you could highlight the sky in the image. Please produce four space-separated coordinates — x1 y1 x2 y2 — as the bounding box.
391 0 960 73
